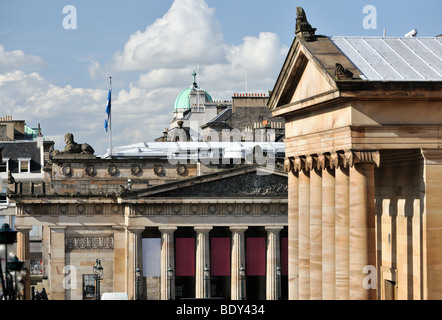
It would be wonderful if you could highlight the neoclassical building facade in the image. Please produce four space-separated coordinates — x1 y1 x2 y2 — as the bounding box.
268 8 442 299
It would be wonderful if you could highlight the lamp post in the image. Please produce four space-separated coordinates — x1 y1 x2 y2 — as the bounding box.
167 265 173 300
239 265 245 300
93 259 103 300
0 223 18 300
203 265 210 299
135 265 141 300
276 265 281 300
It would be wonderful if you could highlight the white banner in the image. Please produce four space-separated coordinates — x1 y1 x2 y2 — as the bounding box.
142 238 161 277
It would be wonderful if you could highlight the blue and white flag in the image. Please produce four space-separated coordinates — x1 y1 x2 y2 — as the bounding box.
104 89 111 132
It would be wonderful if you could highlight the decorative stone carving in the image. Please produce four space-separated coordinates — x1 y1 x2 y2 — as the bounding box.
130 164 141 176
176 164 187 176
352 150 380 167
335 63 354 80
52 133 95 155
65 236 114 251
84 164 94 176
295 6 317 41
154 164 164 176
107 164 118 176
61 164 71 176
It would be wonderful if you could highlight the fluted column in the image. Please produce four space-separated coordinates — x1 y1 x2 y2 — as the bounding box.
127 227 144 300
230 226 247 300
322 154 336 300
287 164 299 299
195 226 212 298
348 151 378 300
266 226 283 300
310 160 322 300
335 160 350 300
16 226 32 300
298 163 310 299
159 226 176 300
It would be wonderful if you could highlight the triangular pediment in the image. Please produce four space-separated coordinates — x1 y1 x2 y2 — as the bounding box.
268 36 362 116
121 165 287 199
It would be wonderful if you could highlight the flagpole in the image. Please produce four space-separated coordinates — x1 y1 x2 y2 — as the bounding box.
109 76 112 159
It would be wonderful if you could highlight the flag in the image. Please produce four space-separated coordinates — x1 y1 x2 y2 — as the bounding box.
104 89 111 132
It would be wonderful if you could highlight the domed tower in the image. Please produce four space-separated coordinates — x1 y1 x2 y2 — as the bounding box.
169 70 217 142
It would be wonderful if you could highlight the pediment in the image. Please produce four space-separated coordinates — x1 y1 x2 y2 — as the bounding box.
268 36 362 116
122 165 287 199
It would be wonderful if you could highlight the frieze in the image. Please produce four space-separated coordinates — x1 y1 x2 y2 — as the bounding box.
286 149 380 174
129 202 287 216
65 235 114 251
153 172 287 198
19 203 123 216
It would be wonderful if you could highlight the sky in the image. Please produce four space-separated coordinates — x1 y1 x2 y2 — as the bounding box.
0 0 441 155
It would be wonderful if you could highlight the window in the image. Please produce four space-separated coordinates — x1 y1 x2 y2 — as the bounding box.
18 158 31 173
0 158 9 173
82 274 95 300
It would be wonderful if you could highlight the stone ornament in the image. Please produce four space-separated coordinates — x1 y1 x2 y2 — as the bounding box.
52 132 95 155
107 164 118 176
176 164 187 176
61 164 71 176
84 164 94 176
153 164 164 176
65 236 114 251
130 164 141 176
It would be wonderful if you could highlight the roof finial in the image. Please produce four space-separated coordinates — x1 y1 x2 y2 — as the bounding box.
192 70 198 88
295 7 316 41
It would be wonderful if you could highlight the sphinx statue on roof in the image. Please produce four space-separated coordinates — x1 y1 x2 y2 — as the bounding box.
51 133 95 156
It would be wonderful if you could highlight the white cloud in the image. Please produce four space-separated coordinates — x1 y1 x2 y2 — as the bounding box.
112 0 225 72
1 0 289 156
0 45 45 73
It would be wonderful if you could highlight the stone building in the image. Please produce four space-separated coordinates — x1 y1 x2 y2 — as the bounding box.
268 7 442 300
6 77 288 300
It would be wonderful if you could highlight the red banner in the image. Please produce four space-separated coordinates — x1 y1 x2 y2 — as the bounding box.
246 237 266 276
211 238 230 276
175 238 195 276
281 237 288 276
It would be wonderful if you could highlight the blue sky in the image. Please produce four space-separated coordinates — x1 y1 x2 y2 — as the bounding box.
0 0 441 154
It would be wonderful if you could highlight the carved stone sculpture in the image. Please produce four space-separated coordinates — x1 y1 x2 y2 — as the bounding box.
295 7 316 41
52 133 95 155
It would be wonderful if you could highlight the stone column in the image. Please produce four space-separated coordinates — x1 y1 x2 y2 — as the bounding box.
335 163 349 300
127 227 144 300
298 165 310 299
195 227 212 298
230 226 247 300
16 226 32 300
112 226 127 294
310 165 322 300
49 226 66 300
348 150 378 300
421 149 442 299
266 226 283 300
322 155 336 300
287 168 299 299
159 226 176 300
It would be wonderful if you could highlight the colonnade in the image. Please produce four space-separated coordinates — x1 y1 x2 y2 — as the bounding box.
128 225 286 300
285 150 379 300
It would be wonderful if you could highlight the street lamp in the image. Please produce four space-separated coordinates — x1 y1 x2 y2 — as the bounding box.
0 223 18 300
167 265 173 300
135 265 141 300
276 265 281 300
93 259 103 300
8 255 24 300
203 264 210 299
239 265 245 300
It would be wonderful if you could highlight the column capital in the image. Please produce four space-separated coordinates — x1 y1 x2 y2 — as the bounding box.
14 226 33 232
158 226 178 233
230 226 248 233
265 225 284 232
194 226 213 233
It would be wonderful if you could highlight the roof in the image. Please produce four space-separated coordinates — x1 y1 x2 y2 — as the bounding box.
173 86 213 111
330 37 442 81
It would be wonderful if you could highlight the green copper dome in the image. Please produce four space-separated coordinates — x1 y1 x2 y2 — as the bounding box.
174 71 213 111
